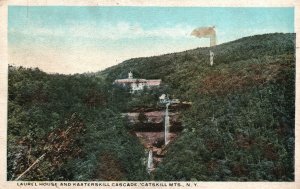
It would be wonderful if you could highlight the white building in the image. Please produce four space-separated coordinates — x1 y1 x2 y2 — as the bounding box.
114 71 161 93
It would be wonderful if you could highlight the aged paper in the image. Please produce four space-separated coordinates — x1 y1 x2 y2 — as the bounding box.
0 0 299 188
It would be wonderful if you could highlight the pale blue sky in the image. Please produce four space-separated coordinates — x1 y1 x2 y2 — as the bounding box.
8 6 294 74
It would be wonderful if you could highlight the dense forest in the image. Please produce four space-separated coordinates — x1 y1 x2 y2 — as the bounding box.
8 67 148 181
8 33 295 181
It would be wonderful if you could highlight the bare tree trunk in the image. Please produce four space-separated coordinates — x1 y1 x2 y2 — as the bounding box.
14 114 78 181
14 153 46 181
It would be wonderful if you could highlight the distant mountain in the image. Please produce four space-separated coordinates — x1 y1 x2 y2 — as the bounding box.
8 33 295 181
102 33 294 99
101 33 295 181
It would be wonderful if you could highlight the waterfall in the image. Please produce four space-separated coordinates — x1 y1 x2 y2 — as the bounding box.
210 50 214 66
147 149 153 173
164 103 170 145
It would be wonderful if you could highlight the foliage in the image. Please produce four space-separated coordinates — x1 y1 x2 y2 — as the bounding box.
102 33 295 181
8 33 295 181
8 66 148 181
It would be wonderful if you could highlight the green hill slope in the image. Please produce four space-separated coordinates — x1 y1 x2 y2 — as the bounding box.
8 33 295 181
102 33 295 181
8 67 148 181
103 33 294 99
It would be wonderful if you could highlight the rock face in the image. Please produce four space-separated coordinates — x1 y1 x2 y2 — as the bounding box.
124 111 180 124
135 132 178 149
123 107 184 173
122 111 182 132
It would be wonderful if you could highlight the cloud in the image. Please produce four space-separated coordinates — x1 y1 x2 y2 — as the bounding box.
191 26 216 38
9 21 195 41
191 26 217 46
8 44 123 74
8 21 209 74
8 32 207 74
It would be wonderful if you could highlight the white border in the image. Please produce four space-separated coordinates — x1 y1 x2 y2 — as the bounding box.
0 0 299 189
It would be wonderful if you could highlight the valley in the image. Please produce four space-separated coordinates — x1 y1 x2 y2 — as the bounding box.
7 33 295 181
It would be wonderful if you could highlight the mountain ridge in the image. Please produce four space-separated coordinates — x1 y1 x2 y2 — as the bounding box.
7 32 295 181
100 32 295 181
101 32 294 100
101 32 294 74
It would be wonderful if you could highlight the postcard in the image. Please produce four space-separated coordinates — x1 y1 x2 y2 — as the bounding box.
0 0 299 189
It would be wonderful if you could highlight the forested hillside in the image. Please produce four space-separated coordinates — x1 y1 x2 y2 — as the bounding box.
8 67 148 181
102 33 295 181
8 33 295 181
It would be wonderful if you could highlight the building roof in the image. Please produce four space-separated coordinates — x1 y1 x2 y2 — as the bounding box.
114 78 161 86
146 80 161 86
114 79 147 83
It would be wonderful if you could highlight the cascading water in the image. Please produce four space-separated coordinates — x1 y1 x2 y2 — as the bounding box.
147 149 153 173
164 103 170 145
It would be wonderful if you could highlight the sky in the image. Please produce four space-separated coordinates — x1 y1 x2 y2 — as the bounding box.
8 6 294 74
